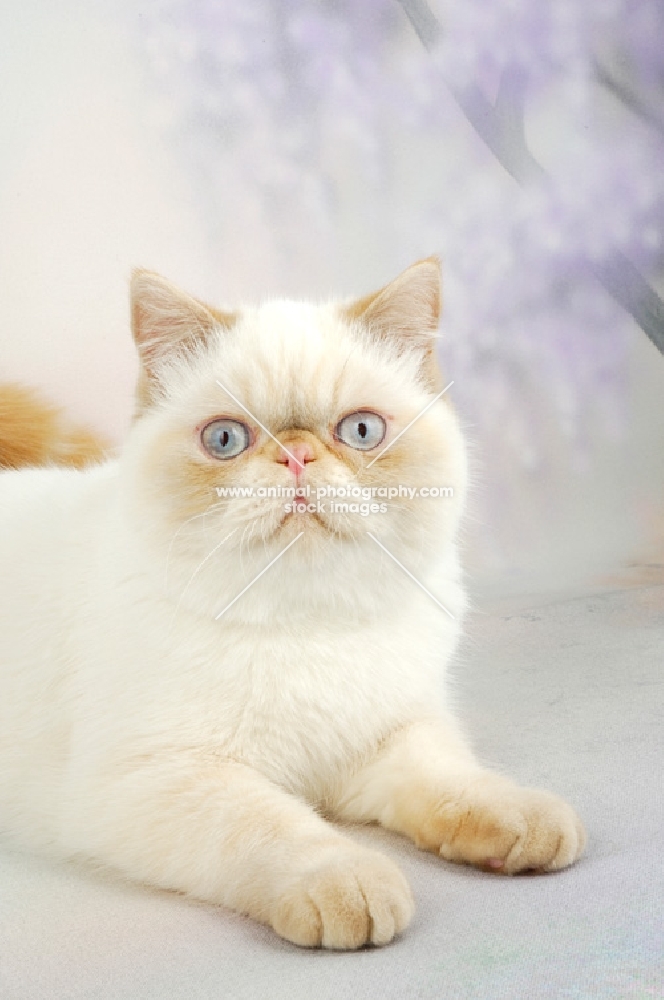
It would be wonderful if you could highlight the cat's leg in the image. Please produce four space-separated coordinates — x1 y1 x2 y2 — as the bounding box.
331 719 586 874
75 756 413 949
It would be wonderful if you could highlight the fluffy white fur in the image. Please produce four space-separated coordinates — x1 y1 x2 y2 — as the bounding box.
0 261 585 949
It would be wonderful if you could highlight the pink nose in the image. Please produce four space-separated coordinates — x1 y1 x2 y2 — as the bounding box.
277 443 315 478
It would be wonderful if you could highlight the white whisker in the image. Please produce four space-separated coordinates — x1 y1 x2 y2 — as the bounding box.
165 502 227 591
167 527 238 634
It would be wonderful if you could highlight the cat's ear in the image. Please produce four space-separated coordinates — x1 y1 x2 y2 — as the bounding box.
341 257 443 389
130 269 237 411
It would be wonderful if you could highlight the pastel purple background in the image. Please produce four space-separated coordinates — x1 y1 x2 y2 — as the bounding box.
1 0 663 591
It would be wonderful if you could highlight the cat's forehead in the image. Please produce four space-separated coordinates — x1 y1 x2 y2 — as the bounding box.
166 297 424 428
237 299 348 357
203 301 391 417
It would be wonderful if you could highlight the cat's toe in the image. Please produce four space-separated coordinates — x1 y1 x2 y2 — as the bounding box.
272 850 414 949
430 776 586 875
498 787 586 873
538 803 587 872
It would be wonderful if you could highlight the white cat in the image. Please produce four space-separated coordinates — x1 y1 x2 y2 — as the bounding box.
0 259 585 949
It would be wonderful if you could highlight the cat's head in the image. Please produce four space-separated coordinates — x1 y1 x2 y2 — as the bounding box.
120 260 467 623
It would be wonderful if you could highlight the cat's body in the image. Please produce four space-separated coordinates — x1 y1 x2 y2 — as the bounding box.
0 261 585 948
0 459 461 848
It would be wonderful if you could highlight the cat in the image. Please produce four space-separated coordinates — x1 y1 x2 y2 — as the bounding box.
0 259 585 949
0 383 107 469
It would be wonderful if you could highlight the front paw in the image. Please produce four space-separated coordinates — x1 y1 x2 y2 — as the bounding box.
271 848 414 949
416 775 586 875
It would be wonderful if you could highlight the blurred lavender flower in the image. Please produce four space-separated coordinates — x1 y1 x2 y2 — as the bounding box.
136 0 664 466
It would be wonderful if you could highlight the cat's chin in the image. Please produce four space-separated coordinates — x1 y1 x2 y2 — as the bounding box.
277 509 331 537
270 509 357 545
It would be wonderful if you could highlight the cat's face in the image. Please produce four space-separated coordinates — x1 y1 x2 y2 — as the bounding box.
120 261 467 622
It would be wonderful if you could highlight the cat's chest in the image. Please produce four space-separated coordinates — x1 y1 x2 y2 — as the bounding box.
166 619 445 799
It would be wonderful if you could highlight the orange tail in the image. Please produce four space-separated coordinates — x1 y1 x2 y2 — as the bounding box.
0 383 108 470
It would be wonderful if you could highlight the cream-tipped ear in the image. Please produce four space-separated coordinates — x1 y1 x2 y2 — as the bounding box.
341 257 443 389
342 257 441 341
130 269 237 411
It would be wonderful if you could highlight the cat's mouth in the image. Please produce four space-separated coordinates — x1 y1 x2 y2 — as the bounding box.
276 504 359 543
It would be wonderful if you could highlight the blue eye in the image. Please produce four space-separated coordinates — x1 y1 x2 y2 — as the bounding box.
335 411 386 451
201 419 251 460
